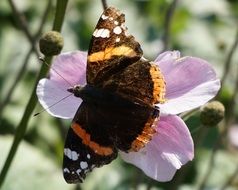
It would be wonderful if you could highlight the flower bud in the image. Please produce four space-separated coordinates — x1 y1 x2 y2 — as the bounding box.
39 31 64 56
200 101 225 127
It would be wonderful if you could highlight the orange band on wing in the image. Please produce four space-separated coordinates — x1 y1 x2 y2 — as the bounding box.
71 123 113 156
88 45 136 62
129 116 158 152
149 65 166 104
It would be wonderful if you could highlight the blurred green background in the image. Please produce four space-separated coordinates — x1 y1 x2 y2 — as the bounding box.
0 0 238 190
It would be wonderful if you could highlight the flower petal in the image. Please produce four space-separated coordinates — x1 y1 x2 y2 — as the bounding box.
120 115 194 182
36 79 81 119
154 50 180 63
50 51 87 86
156 56 220 115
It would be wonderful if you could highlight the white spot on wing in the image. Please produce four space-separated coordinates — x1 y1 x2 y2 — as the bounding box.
121 23 126 30
101 29 110 38
116 37 120 42
93 28 110 38
76 169 81 175
109 17 113 21
125 30 130 36
101 14 108 20
71 151 79 161
120 23 129 36
93 29 98 37
64 148 79 161
80 161 88 169
114 21 119 25
84 169 90 174
87 154 91 159
113 26 122 34
63 168 70 173
64 148 71 159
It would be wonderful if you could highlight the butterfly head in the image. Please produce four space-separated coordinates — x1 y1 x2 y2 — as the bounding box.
67 85 84 97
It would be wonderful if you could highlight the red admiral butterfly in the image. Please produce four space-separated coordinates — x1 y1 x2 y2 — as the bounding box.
63 7 166 183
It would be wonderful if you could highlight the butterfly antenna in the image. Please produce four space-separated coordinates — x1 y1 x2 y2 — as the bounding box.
34 93 73 116
39 57 73 87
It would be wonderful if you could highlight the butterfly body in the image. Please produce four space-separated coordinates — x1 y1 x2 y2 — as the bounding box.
63 7 166 183
67 84 143 107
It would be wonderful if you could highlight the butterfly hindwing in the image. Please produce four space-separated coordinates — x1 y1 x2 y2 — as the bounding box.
86 7 143 85
63 103 117 183
95 98 160 152
102 59 166 106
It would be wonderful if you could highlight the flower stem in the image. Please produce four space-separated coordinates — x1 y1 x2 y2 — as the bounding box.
197 136 220 190
220 28 238 90
0 0 68 188
53 0 68 31
161 0 179 51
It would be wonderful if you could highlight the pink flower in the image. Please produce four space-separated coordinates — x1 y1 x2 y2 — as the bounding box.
36 50 220 182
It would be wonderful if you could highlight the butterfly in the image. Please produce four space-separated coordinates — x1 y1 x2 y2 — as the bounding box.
63 7 166 183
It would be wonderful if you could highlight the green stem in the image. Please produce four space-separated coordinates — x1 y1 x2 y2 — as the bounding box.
161 0 179 51
0 0 68 188
53 0 68 31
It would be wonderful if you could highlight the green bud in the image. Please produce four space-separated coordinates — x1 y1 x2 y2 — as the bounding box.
39 31 64 56
200 101 225 127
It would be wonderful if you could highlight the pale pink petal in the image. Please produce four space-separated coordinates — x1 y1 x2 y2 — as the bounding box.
158 79 220 115
36 79 80 119
120 115 194 182
156 57 220 115
50 51 87 86
154 50 180 63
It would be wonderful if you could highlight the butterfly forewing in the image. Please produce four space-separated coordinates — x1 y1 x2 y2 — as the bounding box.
86 7 143 85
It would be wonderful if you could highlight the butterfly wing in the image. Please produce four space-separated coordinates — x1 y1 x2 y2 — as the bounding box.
103 59 166 106
86 7 143 85
63 102 117 183
100 59 165 152
94 97 161 152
